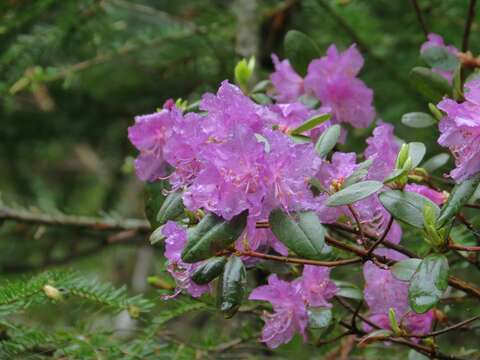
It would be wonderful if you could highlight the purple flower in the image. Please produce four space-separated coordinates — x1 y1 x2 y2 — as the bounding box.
300 266 337 307
270 54 305 103
163 112 208 189
263 130 321 213
304 44 375 128
363 249 434 336
437 80 480 182
364 122 399 181
420 33 458 83
128 101 182 182
249 275 308 348
162 221 210 298
199 80 264 139
183 126 269 220
405 184 446 205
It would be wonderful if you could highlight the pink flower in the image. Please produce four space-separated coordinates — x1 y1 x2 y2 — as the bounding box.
249 266 336 348
304 44 375 128
363 249 434 336
249 275 308 348
420 33 458 83
128 101 181 182
300 266 337 307
162 221 210 298
405 184 446 205
437 80 480 182
270 54 305 103
364 122 399 181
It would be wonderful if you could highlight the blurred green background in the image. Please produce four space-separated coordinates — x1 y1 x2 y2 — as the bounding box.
1 0 479 359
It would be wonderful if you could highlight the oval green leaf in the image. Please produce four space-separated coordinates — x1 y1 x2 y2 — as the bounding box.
409 66 452 102
308 308 332 329
314 124 341 158
191 257 227 285
421 46 459 72
401 112 436 128
437 173 480 228
284 30 320 76
379 190 440 228
422 153 449 173
391 258 422 281
408 142 426 168
326 181 383 207
269 210 326 259
408 254 449 313
291 113 331 135
219 256 246 318
157 191 184 226
144 181 169 228
181 211 248 263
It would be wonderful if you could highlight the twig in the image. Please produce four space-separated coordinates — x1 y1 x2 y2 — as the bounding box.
448 243 480 252
408 315 480 339
231 250 362 267
347 205 365 246
365 216 394 256
0 206 150 233
462 0 478 52
411 0 429 38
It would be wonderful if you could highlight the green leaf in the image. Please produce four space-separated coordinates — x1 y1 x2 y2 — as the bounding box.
308 308 332 329
234 57 255 91
291 113 331 135
409 67 452 102
409 350 430 360
251 93 272 105
408 142 426 168
401 112 436 128
383 168 408 184
422 153 449 173
421 46 459 72
191 257 227 285
388 308 401 335
391 259 422 281
358 329 392 347
144 181 168 228
284 30 320 76
314 124 341 158
219 256 246 318
269 210 326 259
342 159 373 188
326 181 383 207
181 211 248 263
157 191 184 226
437 173 480 228
334 280 363 300
290 134 311 144
409 254 449 313
379 190 440 228
254 133 271 152
251 79 270 93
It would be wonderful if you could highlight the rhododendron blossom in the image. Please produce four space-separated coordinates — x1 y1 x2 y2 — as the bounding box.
437 80 480 182
249 266 336 348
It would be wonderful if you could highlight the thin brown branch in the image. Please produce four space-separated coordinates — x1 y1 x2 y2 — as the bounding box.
462 0 478 52
232 250 362 267
448 242 480 252
411 0 429 38
0 206 150 233
408 315 480 339
365 216 394 256
347 205 365 246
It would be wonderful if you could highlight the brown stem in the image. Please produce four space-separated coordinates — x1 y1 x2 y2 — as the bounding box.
411 0 429 38
462 0 478 52
365 216 394 256
232 250 362 267
347 205 365 246
448 243 480 252
408 315 480 339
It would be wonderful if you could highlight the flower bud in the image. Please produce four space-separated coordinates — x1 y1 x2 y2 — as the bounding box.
395 144 410 169
43 284 62 301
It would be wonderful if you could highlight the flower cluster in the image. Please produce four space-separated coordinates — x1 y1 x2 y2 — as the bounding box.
249 266 337 348
363 249 434 335
271 44 375 128
127 38 460 351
